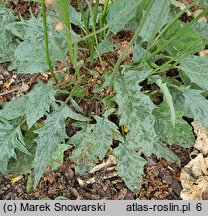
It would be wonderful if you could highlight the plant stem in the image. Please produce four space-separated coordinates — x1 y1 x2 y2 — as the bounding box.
98 0 109 41
41 0 58 83
150 0 197 48
58 0 75 65
143 5 208 63
111 0 154 84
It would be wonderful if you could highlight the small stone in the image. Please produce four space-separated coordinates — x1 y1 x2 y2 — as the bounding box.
17 187 23 194
172 181 182 196
116 183 125 190
67 168 75 179
6 184 11 189
162 174 173 185
0 187 7 195
21 82 30 92
166 194 174 200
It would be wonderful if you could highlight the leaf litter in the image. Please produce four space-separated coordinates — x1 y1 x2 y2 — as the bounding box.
180 121 208 200
0 0 208 200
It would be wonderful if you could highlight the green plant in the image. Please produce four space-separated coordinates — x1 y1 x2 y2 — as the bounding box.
0 0 208 194
76 0 111 64
57 0 75 65
41 0 58 82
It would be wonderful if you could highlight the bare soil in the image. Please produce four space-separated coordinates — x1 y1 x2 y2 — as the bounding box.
0 0 195 200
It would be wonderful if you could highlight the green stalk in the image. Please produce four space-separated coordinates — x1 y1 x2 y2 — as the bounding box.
98 0 109 41
150 0 198 49
86 0 100 65
148 38 208 77
58 0 75 65
77 0 91 58
76 2 139 43
41 0 58 83
77 0 88 32
111 0 154 81
93 0 100 26
143 5 208 63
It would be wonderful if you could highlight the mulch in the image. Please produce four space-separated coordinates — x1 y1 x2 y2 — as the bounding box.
0 0 196 200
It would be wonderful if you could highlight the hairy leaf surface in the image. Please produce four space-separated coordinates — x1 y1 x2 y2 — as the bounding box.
152 142 180 164
192 20 208 43
113 67 158 156
47 144 69 172
0 96 27 120
7 12 74 73
70 6 84 28
153 102 195 147
114 145 147 193
133 45 149 63
0 81 57 129
153 77 176 127
138 0 170 46
0 5 17 63
0 118 29 175
7 124 39 176
179 55 208 90
70 109 118 174
106 0 142 34
25 81 57 128
183 88 208 126
33 103 87 187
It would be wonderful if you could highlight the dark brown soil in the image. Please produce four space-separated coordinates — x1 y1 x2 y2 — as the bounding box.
0 146 189 200
0 0 196 200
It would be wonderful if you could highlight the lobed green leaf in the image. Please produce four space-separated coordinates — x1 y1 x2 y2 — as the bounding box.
113 66 158 156
183 88 208 127
7 124 39 176
0 118 30 175
33 103 86 187
106 0 142 34
69 109 118 175
179 55 208 90
137 0 171 46
153 102 195 147
114 145 147 193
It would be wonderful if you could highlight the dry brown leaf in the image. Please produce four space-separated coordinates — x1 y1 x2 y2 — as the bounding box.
192 121 208 156
76 155 118 187
21 82 30 92
3 78 15 89
89 155 117 174
199 49 208 57
0 97 6 103
93 0 112 3
10 175 23 184
180 154 208 200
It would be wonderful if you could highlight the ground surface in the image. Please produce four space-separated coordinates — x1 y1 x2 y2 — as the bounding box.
0 0 202 200
0 145 190 200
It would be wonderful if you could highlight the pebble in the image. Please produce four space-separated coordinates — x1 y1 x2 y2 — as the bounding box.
6 184 11 189
0 188 6 196
172 181 182 196
115 183 125 190
17 187 23 194
67 168 75 179
162 173 173 185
